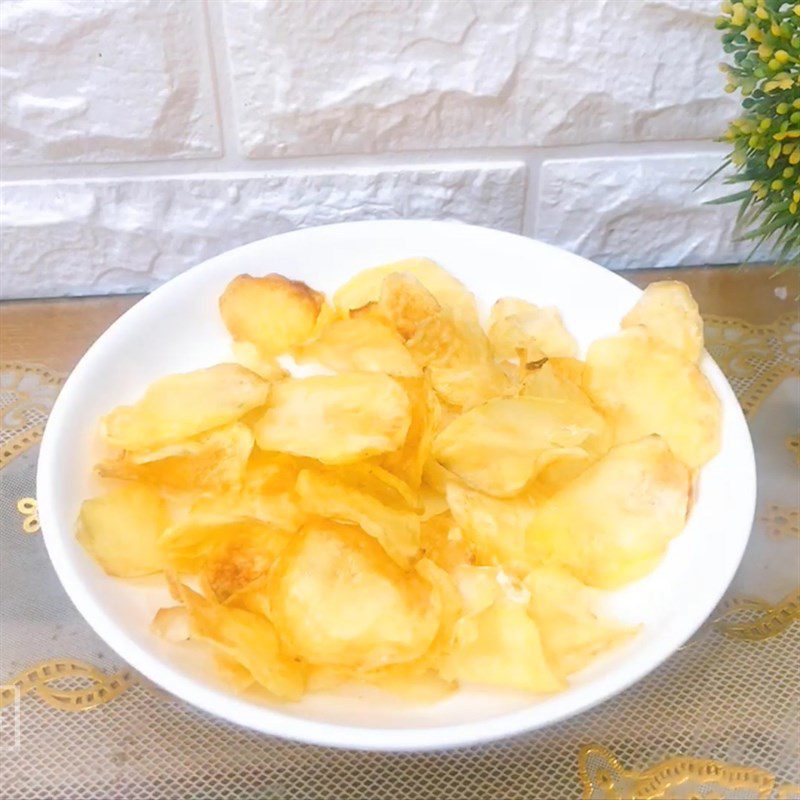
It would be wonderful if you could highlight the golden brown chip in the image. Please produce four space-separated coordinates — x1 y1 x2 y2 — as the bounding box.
295 467 420 565
524 566 633 677
254 373 411 463
101 364 269 452
380 375 439 491
97 422 253 494
177 583 305 700
440 599 563 693
230 341 290 381
77 483 168 577
269 520 439 669
527 436 690 588
488 298 578 361
584 328 721 469
159 517 289 576
445 482 535 569
419 512 474 572
294 315 420 377
622 280 703 362
219 273 325 356
433 396 608 497
334 257 479 324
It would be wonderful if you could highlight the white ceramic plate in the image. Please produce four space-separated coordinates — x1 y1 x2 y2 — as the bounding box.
37 220 755 751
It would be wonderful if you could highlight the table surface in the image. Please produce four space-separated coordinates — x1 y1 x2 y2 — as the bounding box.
1 263 798 800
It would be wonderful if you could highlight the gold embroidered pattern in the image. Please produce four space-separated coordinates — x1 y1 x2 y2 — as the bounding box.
579 744 778 799
0 362 63 467
16 496 39 533
0 659 136 712
761 504 800 540
787 433 800 466
704 314 799 417
714 589 800 641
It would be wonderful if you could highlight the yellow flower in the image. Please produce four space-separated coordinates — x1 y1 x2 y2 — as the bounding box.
731 3 747 25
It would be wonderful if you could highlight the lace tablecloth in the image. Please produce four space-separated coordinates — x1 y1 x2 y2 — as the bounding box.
1 268 798 799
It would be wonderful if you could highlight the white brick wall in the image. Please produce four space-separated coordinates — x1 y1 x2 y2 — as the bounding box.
0 0 753 300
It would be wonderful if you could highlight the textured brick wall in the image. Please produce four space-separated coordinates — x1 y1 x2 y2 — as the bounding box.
1 0 749 299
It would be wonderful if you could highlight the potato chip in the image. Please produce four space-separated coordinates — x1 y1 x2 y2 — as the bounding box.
377 272 443 339
150 606 190 642
380 375 439 490
231 341 290 381
254 373 411 464
445 482 535 569
429 360 512 410
524 566 633 677
488 298 578 361
190 451 307 533
295 467 420 565
219 273 325 357
622 280 703 362
433 396 608 497
77 483 168 577
294 315 420 377
441 599 563 693
520 360 591 406
97 422 253 494
202 523 292 601
419 512 474 572
527 436 690 588
584 328 721 469
334 257 479 323
177 583 305 700
269 521 439 669
159 517 289 575
101 364 269 452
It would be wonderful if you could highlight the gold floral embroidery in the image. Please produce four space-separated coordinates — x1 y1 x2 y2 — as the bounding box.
579 744 777 799
16 496 39 533
787 433 800 466
0 659 136 712
704 314 799 417
714 589 800 641
0 362 63 467
761 504 800 540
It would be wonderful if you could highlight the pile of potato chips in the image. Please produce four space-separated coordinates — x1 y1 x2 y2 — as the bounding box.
78 259 722 701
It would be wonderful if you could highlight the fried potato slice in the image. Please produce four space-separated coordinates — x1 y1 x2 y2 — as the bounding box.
584 328 721 469
334 257 479 323
269 521 439 669
429 360 513 410
520 360 591 406
159 517 289 575
294 315 420 377
445 482 536 569
419 512 474 572
219 273 325 356
177 584 305 700
488 298 578 361
433 396 608 497
524 566 633 677
230 341 290 381
202 523 292 602
527 436 690 588
190 451 307 533
97 422 253 494
441 599 563 693
380 375 439 490
101 364 269 452
295 467 420 565
77 484 168 577
622 280 703 362
254 373 411 463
